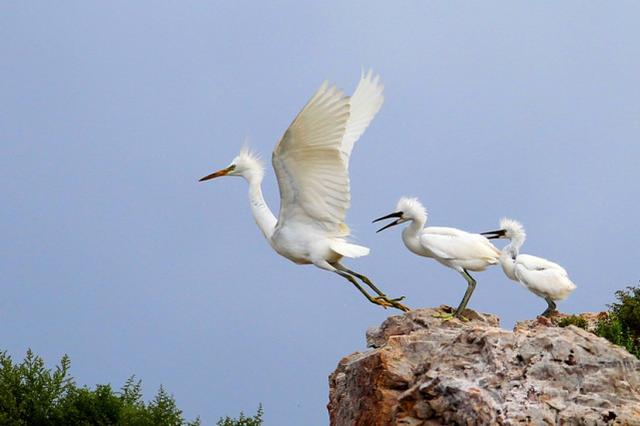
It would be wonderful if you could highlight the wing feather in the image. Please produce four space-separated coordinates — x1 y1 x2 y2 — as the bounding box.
514 255 576 300
420 228 500 261
272 73 384 236
272 83 351 233
516 254 568 275
340 69 384 164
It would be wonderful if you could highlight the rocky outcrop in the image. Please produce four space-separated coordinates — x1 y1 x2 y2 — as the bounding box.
328 307 640 425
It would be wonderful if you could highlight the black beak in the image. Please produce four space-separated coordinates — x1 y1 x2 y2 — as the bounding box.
480 229 507 239
372 212 403 233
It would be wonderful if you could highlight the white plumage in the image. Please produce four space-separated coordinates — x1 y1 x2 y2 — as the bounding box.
481 218 576 317
374 197 500 319
199 71 408 312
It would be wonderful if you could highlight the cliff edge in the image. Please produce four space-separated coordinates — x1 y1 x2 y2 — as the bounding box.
328 307 640 425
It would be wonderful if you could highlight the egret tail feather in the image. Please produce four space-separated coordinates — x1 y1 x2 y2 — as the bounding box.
331 241 370 258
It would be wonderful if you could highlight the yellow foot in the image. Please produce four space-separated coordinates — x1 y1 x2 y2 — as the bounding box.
392 301 411 312
432 311 469 322
372 297 393 309
373 296 410 312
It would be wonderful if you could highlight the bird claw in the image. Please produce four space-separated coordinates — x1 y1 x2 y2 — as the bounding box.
373 296 410 312
373 297 393 309
395 303 411 312
432 311 469 322
432 312 455 320
388 298 411 312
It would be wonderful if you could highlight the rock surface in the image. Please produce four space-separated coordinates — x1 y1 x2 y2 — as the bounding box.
328 306 640 425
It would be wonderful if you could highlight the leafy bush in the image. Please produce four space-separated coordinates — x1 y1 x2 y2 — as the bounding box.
216 404 263 426
0 349 200 425
596 286 640 359
553 285 640 359
556 315 588 330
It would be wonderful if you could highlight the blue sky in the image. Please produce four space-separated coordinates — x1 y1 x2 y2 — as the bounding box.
2 2 639 424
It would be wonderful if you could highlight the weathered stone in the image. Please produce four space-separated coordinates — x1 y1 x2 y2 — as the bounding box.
328 307 640 425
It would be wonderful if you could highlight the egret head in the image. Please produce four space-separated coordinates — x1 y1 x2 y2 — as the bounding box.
199 146 264 182
373 197 427 233
481 218 526 244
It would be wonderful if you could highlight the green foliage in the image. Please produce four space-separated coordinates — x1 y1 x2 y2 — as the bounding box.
216 404 263 426
553 285 640 359
0 349 74 425
596 286 640 359
0 349 200 425
556 315 588 330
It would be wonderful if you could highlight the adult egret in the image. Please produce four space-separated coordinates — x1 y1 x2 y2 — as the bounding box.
199 71 409 312
373 197 500 319
481 218 576 317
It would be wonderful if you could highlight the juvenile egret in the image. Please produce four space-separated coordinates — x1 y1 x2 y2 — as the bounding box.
199 71 409 312
481 218 576 317
373 197 500 319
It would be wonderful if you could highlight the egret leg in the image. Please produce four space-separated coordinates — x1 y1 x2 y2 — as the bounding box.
433 269 476 321
334 271 394 310
455 270 477 317
334 264 410 312
541 298 557 317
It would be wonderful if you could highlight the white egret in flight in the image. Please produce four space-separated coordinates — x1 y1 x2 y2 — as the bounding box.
481 218 576 317
373 197 500 319
199 71 409 312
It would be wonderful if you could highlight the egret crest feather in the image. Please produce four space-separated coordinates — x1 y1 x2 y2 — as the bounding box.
397 197 427 221
499 217 526 243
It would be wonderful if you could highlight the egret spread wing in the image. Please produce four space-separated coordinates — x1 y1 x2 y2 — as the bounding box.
272 82 351 233
421 228 500 261
340 70 384 165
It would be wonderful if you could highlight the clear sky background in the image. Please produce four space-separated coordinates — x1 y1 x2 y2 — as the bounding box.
2 2 639 425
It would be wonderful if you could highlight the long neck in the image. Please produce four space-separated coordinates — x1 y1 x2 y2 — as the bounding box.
409 212 426 236
405 217 427 237
402 217 427 254
499 252 518 281
500 237 522 281
504 236 524 257
247 174 277 240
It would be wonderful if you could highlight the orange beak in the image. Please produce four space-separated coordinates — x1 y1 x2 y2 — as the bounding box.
198 165 234 182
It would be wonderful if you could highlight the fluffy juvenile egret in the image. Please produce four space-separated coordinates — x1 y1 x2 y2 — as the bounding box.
199 71 409 312
373 197 500 319
481 218 576 317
